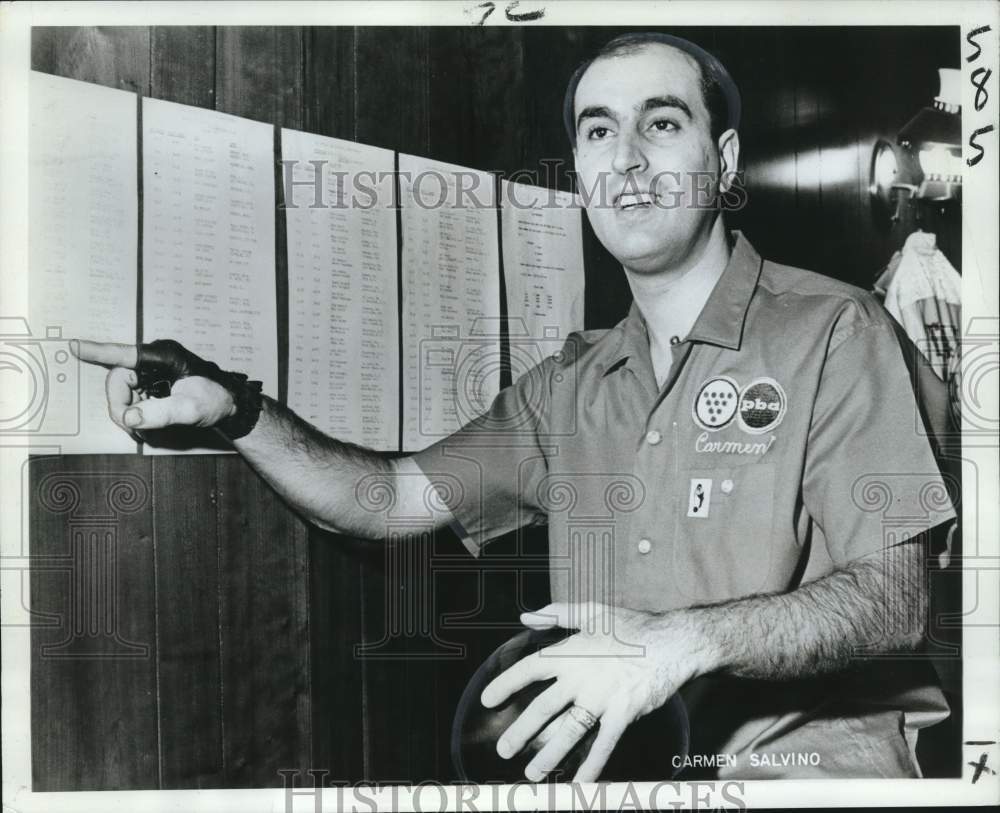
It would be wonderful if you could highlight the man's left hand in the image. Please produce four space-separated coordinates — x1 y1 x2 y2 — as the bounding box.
480 602 719 782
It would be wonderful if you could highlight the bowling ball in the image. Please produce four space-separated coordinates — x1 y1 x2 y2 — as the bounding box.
451 627 690 783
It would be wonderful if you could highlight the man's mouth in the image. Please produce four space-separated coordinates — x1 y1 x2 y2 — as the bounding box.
615 192 658 210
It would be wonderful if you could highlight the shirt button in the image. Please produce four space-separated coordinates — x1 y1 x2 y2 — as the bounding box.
645 430 662 446
721 479 734 494
637 538 652 554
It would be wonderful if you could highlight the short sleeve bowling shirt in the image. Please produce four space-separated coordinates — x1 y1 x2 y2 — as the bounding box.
413 232 955 612
413 233 956 778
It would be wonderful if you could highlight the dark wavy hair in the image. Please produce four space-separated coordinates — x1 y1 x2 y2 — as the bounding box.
562 32 741 146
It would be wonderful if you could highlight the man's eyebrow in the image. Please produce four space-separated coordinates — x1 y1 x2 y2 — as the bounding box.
576 105 615 132
639 95 692 119
576 96 694 132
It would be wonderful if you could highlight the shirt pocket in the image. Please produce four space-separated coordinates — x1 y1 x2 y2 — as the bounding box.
671 462 777 603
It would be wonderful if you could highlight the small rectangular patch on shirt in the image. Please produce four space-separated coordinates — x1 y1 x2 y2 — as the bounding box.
687 478 712 518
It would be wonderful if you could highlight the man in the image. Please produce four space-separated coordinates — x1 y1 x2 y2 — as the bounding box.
75 32 954 781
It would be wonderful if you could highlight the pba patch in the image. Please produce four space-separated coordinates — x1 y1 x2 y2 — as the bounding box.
737 377 786 434
693 376 739 431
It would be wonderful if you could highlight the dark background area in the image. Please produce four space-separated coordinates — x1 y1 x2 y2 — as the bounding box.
29 25 962 790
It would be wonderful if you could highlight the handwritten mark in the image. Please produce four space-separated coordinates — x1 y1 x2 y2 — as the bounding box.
972 66 993 111
466 1 545 25
968 752 997 784
965 25 994 168
465 2 496 25
967 124 995 167
505 1 546 21
966 25 992 63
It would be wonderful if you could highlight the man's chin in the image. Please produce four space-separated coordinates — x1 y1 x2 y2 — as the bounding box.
606 241 682 275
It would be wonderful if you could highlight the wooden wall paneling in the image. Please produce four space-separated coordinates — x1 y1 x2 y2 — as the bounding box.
151 456 224 788
30 455 159 790
30 26 151 94
299 26 367 784
146 26 226 790
215 459 312 786
352 26 431 781
423 26 538 779
149 27 216 107
723 29 796 273
308 531 367 781
215 26 304 407
791 33 823 276
213 25 313 787
354 27 431 154
216 27 305 128
304 27 357 141
855 27 923 279
521 25 587 182
29 26 157 792
816 29 865 288
716 27 772 239
426 26 477 168
426 27 529 174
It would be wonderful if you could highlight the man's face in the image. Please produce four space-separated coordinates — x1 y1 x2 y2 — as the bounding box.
573 44 726 275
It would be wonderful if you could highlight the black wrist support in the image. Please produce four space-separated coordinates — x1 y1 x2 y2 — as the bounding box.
135 339 264 440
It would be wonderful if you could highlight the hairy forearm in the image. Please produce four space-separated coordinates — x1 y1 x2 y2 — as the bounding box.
223 395 395 537
672 541 928 682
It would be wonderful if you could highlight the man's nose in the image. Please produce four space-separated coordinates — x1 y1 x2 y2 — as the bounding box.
611 130 648 176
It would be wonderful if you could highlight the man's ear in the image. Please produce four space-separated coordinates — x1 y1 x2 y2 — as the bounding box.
717 129 740 193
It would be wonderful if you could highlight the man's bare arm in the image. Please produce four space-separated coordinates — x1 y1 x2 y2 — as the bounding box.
489 538 931 781
229 396 446 537
680 538 927 679
73 339 449 539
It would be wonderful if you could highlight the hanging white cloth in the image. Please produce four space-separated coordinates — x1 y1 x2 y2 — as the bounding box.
875 231 961 381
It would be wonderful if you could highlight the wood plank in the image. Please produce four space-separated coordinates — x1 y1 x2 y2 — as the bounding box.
150 27 216 108
421 26 538 779
216 456 312 786
215 26 302 406
146 25 226 791
215 27 304 128
31 26 150 94
212 29 312 787
814 27 863 287
351 26 431 781
152 456 224 788
522 26 579 187
303 27 356 141
353 532 423 781
354 27 430 154
308 530 366 781
299 26 366 783
28 24 155 793
30 455 158 790
427 27 527 173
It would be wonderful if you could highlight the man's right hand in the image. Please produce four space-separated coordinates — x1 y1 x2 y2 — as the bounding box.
71 340 236 436
72 340 451 540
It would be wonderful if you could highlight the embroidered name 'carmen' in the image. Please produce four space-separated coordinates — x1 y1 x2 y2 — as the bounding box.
695 431 776 456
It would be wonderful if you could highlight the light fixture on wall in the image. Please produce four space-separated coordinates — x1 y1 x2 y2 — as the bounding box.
869 68 962 226
869 139 907 224
898 67 962 200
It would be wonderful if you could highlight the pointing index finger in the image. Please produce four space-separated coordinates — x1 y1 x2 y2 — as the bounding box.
72 340 139 369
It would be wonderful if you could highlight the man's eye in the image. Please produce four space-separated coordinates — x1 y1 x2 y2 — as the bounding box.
587 126 612 140
649 119 679 134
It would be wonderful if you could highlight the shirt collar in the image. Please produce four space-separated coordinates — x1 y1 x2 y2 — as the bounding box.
600 232 763 376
